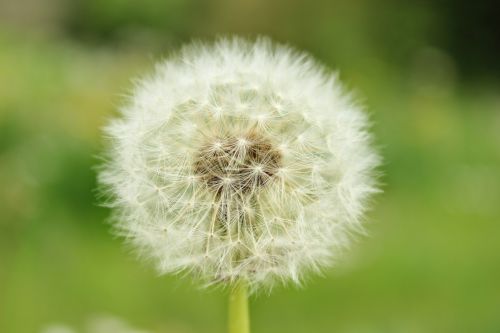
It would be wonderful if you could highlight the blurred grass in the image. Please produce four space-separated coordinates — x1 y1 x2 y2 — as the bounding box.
1 1 500 332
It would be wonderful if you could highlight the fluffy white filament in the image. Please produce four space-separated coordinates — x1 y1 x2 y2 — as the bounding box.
99 37 380 290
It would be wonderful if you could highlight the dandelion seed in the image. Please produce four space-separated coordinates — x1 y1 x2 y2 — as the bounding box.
99 37 380 294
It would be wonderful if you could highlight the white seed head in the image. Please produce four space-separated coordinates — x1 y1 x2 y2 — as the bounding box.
99 37 380 290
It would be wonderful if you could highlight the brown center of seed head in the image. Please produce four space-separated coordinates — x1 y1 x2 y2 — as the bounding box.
194 132 282 195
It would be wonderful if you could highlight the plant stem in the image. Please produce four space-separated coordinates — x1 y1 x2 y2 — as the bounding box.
228 281 250 333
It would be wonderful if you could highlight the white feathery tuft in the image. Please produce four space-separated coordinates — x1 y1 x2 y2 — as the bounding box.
99 37 380 291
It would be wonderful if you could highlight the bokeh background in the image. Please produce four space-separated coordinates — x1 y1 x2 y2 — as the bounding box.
1 1 500 332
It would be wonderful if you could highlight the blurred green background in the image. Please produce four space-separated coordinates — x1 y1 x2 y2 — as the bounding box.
1 0 500 332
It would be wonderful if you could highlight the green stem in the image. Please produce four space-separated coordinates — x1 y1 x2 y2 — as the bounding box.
228 281 250 333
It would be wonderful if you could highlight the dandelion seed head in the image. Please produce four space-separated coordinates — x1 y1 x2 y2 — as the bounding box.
99 37 380 290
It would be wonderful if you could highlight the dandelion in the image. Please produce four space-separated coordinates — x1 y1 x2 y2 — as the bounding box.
99 37 380 333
